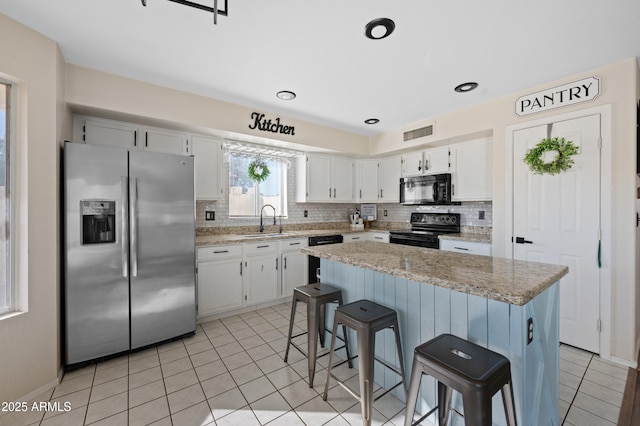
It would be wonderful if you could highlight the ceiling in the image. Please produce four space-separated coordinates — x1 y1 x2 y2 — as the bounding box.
1 0 640 136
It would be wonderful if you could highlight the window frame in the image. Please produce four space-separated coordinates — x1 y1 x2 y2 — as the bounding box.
0 80 12 316
227 153 288 219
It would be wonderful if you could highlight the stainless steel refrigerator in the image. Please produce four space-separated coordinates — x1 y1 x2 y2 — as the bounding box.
64 142 196 365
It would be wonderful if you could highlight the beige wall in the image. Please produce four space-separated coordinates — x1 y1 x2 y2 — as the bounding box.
65 65 369 156
0 14 65 403
371 58 639 363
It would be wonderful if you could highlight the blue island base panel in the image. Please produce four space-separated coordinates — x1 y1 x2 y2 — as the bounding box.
320 259 560 426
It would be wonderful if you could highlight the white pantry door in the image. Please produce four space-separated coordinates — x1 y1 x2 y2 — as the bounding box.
513 114 601 353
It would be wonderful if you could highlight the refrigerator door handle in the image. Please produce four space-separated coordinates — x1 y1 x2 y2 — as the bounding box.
121 176 129 278
130 177 138 278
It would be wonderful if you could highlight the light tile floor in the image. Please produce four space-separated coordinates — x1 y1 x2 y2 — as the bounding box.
0 302 628 426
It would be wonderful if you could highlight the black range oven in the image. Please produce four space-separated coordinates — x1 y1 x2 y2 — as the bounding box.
389 212 460 249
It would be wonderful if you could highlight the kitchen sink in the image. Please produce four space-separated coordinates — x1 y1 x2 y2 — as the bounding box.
240 232 296 238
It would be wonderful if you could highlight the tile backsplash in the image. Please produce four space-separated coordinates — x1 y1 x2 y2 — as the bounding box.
196 158 492 230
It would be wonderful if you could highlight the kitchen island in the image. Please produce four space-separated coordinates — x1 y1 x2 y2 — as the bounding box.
302 241 568 426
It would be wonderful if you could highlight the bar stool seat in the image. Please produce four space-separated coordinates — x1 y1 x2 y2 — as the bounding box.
284 284 352 387
404 333 517 426
323 299 407 426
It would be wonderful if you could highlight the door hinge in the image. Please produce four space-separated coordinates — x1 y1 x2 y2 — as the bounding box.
597 319 601 332
598 136 602 149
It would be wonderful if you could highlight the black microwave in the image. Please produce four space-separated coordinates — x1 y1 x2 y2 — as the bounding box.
399 173 452 205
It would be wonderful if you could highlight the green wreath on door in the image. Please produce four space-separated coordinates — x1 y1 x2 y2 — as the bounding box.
523 137 579 175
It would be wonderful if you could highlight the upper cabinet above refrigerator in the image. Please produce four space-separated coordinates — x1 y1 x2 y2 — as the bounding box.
77 116 189 156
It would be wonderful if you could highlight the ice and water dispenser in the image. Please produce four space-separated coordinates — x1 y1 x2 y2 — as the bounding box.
81 200 116 245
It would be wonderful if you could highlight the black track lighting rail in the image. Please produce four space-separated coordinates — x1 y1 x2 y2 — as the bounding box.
141 0 228 23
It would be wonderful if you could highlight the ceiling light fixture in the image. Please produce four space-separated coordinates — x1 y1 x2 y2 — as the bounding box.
365 18 395 40
364 118 380 125
454 82 479 93
141 0 228 25
276 91 296 100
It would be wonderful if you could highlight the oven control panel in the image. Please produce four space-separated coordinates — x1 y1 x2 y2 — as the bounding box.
410 212 459 226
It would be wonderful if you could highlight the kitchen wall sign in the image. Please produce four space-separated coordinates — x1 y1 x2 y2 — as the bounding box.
249 112 296 136
515 76 600 116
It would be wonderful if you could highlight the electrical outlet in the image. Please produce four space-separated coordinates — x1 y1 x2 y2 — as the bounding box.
205 211 215 221
303 210 308 217
527 318 534 344
479 210 485 220
384 210 388 217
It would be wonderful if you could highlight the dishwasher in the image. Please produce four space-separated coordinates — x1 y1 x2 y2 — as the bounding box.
307 234 343 284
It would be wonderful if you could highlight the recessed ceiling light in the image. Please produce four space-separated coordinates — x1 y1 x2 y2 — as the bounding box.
365 18 395 40
454 82 479 93
276 90 296 100
364 118 380 125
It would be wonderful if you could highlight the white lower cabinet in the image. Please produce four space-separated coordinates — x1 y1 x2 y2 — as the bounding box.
244 242 279 305
343 233 366 243
439 239 492 256
344 232 389 243
196 245 243 317
367 232 389 243
280 238 308 298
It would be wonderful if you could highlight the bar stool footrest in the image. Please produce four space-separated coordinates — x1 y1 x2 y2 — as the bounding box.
410 406 438 426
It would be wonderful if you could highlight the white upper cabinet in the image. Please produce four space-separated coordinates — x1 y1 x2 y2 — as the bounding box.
423 147 450 174
355 159 380 202
296 154 354 203
401 147 450 176
401 151 424 176
450 138 493 201
192 135 223 200
379 155 402 203
79 116 187 155
355 156 402 203
143 128 188 155
332 156 355 202
82 118 139 149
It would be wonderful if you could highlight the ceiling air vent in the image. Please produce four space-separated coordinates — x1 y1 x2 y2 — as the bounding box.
404 123 434 142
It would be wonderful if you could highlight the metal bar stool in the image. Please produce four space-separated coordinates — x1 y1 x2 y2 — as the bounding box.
404 333 517 426
323 299 407 426
284 283 352 387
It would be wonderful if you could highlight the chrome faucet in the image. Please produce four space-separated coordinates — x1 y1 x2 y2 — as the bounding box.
259 204 276 233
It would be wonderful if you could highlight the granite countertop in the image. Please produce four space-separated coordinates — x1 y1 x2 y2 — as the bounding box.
196 229 388 246
302 241 567 306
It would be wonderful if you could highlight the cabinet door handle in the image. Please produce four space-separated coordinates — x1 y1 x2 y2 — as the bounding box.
284 257 287 269
145 132 148 147
214 250 229 254
380 189 383 198
289 242 300 246
418 160 422 171
257 245 269 248
454 247 469 251
425 159 429 170
360 189 362 199
333 188 336 198
240 261 243 276
276 258 278 270
374 236 383 240
134 130 137 147
452 183 455 195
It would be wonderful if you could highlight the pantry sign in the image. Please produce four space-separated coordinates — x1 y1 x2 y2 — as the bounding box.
515 76 600 116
